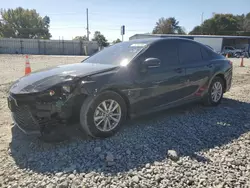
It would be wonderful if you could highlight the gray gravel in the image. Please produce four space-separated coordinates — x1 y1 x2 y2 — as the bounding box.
0 56 250 188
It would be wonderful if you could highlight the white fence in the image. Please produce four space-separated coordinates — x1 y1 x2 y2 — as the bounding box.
0 38 99 56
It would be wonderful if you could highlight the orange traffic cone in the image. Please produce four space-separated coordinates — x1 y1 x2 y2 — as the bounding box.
240 57 244 67
25 55 31 75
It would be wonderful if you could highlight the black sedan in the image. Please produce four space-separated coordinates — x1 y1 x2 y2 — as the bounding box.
8 38 233 139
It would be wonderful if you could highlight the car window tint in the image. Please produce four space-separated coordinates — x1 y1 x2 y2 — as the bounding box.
201 47 212 60
179 41 202 64
144 41 178 67
225 46 234 50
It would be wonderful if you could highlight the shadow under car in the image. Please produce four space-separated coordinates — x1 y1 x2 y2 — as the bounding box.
9 98 250 174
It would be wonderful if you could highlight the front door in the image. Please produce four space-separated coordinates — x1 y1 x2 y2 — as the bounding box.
130 40 187 115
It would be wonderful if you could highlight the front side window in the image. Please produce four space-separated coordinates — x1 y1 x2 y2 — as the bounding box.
178 41 202 64
201 46 213 60
143 40 179 67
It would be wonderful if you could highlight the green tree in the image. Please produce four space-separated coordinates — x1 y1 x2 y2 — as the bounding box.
0 7 51 39
215 14 239 35
92 31 109 47
152 17 186 34
244 13 250 32
189 13 250 36
235 14 245 31
177 27 186 34
112 38 121 44
73 35 88 41
201 18 217 35
189 26 202 35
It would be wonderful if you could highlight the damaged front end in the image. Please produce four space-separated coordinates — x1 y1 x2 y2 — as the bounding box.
8 76 88 136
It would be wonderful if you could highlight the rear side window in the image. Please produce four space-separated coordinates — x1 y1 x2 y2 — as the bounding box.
143 41 179 67
201 47 212 60
179 41 202 64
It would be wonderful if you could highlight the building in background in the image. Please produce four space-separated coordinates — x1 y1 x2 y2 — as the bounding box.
129 34 250 54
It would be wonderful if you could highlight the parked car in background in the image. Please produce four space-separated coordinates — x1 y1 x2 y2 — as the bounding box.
221 46 243 57
242 47 250 58
7 38 233 139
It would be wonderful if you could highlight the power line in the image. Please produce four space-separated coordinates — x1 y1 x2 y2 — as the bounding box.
41 11 155 19
41 12 84 15
38 10 156 34
6 27 147 32
3 9 153 40
89 11 155 19
53 28 146 32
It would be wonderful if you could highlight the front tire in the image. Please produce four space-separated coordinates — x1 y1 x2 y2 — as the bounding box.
203 76 224 106
80 91 127 138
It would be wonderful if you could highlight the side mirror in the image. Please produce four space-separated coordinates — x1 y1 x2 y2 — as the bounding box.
143 58 161 68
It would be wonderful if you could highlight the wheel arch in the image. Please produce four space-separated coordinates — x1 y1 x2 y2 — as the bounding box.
102 88 131 119
210 73 227 93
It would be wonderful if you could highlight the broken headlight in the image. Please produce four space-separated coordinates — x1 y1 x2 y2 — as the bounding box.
62 85 72 93
60 76 77 94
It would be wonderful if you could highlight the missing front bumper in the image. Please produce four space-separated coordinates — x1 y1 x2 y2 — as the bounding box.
11 113 41 135
10 103 69 136
8 92 84 136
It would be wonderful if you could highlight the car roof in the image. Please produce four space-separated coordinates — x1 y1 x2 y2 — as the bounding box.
128 37 216 54
128 37 196 45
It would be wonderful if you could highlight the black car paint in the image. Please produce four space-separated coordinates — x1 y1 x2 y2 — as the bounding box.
10 63 118 94
8 38 232 135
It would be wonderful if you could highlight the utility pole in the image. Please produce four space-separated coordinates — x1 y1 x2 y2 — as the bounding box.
201 12 204 25
121 25 125 42
86 8 89 41
201 12 204 35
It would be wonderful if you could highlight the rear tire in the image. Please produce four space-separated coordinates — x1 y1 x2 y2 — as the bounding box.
80 91 127 138
203 76 224 106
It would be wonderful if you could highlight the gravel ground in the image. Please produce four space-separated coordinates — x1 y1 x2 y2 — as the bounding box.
0 55 250 188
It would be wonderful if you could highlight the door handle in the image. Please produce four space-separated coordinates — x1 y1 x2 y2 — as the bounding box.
174 68 183 73
206 64 213 68
152 81 164 85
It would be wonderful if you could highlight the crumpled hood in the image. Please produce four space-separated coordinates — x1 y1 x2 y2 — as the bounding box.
10 63 117 94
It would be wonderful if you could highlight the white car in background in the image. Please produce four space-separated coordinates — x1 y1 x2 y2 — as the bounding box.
221 46 243 57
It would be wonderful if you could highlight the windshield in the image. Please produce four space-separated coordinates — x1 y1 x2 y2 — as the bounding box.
82 41 148 66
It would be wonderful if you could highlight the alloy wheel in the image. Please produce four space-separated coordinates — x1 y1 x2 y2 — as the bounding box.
211 81 223 102
93 99 122 132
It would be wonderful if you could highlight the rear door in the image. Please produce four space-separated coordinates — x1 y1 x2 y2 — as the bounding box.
178 40 214 98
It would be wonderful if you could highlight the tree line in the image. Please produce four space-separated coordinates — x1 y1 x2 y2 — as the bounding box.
189 13 250 35
0 7 51 39
0 7 119 46
1 7 250 47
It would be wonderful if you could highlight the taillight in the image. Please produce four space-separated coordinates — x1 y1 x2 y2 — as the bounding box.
228 60 233 65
